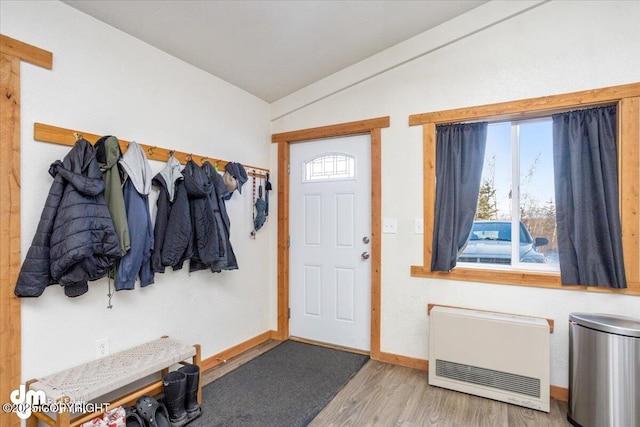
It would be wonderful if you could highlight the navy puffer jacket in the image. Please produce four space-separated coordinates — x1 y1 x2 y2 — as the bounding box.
15 139 122 297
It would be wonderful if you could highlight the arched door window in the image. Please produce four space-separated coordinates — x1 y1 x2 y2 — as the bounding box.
304 153 355 182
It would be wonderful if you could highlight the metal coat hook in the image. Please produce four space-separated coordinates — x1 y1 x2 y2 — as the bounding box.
168 150 175 158
73 132 83 141
148 146 156 156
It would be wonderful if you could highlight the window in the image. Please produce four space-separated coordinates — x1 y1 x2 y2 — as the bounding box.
457 119 559 271
304 153 355 182
409 83 640 294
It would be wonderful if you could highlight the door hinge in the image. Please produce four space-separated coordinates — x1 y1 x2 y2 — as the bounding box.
288 308 291 319
287 163 290 175
288 235 290 248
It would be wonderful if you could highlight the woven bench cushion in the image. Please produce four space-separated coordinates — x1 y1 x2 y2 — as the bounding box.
30 337 196 403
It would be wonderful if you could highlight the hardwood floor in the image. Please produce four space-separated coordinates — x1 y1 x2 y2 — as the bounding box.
201 340 571 427
310 360 570 427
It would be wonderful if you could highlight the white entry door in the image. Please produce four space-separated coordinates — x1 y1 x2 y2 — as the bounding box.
289 134 371 351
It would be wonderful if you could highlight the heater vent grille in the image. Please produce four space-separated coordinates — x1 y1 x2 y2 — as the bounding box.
435 359 540 398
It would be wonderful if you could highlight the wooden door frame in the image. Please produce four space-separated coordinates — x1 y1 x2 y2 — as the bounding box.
272 117 389 359
0 34 52 427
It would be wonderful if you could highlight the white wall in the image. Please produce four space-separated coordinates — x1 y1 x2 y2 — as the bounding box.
1 0 274 381
271 0 640 388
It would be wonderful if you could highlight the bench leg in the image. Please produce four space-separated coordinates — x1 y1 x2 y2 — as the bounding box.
25 379 40 427
56 410 70 427
26 413 39 427
194 344 202 405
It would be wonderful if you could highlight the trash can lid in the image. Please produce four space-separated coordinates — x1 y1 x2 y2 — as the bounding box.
569 313 640 337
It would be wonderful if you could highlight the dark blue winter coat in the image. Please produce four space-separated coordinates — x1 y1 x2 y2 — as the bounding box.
15 139 121 297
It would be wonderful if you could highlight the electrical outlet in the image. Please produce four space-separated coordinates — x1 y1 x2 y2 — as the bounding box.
414 218 424 234
383 218 398 234
96 337 110 357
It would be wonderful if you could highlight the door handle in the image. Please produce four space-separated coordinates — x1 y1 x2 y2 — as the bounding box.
361 251 370 260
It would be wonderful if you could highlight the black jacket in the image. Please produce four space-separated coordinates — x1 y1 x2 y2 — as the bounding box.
183 160 218 272
15 139 121 297
203 161 237 272
152 158 192 272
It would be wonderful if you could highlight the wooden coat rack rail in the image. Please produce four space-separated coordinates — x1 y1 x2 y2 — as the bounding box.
33 122 270 177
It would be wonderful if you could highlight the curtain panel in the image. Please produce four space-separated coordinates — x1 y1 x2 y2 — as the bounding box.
431 122 487 272
552 105 627 288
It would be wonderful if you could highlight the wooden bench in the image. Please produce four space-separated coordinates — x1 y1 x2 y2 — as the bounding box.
26 336 201 427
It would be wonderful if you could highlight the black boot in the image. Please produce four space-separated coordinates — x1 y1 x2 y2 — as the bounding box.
162 371 187 425
178 364 202 419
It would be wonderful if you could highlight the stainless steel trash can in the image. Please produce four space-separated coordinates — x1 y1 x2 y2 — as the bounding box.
568 313 640 427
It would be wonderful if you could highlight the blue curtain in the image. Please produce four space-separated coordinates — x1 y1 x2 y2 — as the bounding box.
431 122 487 272
552 105 627 288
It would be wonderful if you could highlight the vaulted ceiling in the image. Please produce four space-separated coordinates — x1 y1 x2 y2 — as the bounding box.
62 1 487 102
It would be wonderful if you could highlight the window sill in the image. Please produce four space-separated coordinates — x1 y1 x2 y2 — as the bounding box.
456 261 560 274
411 265 560 287
410 265 640 295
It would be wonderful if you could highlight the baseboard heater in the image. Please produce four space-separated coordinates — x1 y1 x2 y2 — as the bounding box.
428 306 550 412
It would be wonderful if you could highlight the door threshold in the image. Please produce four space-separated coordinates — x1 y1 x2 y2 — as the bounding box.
289 336 370 356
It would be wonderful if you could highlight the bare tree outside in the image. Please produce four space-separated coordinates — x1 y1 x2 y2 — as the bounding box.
519 152 558 262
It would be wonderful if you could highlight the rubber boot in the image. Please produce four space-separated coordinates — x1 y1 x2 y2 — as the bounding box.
178 364 202 418
162 371 187 425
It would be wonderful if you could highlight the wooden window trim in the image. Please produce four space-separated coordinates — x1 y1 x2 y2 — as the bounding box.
409 82 640 295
